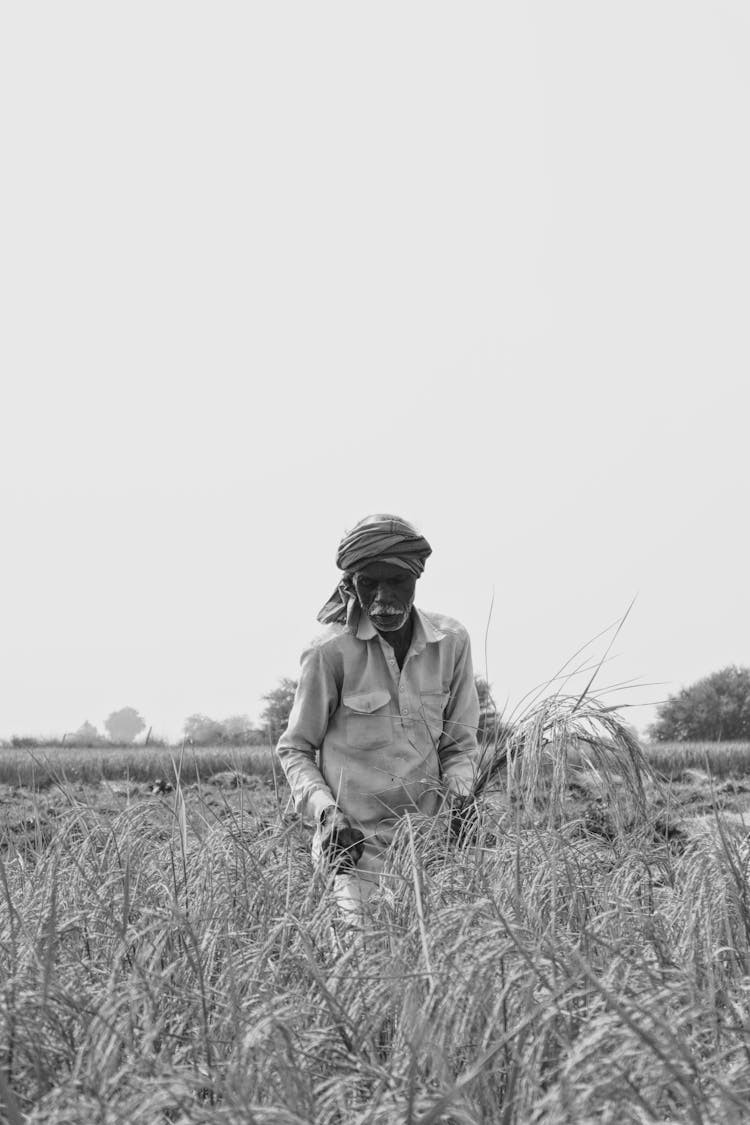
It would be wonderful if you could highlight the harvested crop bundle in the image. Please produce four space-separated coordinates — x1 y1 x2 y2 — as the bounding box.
473 693 657 831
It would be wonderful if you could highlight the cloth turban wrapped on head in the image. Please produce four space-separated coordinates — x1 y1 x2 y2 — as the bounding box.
317 513 432 626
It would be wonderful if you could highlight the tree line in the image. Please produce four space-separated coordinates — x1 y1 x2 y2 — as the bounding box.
648 665 750 741
7 666 749 748
12 677 502 748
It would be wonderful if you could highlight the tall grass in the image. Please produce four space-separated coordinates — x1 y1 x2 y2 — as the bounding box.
644 741 750 780
0 744 275 789
1 757 749 1123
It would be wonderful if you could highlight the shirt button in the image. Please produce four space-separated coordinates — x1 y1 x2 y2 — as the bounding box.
402 707 409 716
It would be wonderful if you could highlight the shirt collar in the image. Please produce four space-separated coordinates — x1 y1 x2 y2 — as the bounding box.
356 606 445 651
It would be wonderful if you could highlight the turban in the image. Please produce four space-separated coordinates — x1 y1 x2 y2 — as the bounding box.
317 514 432 626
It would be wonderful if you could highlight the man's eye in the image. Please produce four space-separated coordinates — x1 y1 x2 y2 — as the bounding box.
358 577 375 588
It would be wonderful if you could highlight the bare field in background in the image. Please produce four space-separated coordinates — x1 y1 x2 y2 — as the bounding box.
0 738 749 1122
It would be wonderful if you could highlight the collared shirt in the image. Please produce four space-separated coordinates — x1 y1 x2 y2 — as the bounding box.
276 607 480 838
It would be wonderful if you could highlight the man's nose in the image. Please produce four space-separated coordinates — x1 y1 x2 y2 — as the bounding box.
373 582 394 602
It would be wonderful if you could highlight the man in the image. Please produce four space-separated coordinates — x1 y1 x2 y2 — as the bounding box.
276 513 480 912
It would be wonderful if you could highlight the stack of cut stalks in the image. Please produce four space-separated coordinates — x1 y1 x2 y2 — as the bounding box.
472 692 659 833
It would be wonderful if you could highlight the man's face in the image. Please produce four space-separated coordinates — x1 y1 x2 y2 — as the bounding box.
352 562 417 633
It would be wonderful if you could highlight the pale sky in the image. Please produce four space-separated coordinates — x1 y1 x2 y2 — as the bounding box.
2 2 748 741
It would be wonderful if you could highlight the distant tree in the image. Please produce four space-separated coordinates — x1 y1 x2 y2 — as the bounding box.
259 678 298 742
183 714 225 745
475 676 511 744
649 665 750 742
475 676 495 741
104 707 147 745
71 720 103 746
214 714 255 744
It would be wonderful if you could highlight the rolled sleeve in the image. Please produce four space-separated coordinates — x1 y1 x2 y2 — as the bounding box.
438 633 481 797
276 645 339 822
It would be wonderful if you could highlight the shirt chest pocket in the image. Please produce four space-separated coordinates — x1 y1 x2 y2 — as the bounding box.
342 690 393 751
419 690 449 744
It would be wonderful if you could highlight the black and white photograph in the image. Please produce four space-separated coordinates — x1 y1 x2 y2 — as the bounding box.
2 3 749 1121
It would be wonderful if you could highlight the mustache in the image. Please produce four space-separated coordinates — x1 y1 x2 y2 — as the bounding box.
369 605 406 616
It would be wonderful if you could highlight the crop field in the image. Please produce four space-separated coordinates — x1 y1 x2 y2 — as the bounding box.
1 735 749 1124
644 741 750 781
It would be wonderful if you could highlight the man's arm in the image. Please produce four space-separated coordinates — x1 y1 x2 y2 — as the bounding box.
276 644 340 822
438 632 481 798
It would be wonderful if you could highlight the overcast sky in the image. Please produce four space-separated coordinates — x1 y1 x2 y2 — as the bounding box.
2 2 748 741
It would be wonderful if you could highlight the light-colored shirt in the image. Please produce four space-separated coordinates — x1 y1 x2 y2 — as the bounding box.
276 607 480 840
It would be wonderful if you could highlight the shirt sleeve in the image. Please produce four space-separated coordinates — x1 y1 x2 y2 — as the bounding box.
275 643 340 822
438 632 481 797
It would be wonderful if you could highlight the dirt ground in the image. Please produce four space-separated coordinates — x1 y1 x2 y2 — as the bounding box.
2 762 748 855
0 769 287 851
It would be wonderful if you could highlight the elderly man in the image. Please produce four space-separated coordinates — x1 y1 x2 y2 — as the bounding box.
276 513 480 912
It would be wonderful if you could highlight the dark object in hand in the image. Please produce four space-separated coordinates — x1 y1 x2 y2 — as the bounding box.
319 808 365 871
450 796 478 844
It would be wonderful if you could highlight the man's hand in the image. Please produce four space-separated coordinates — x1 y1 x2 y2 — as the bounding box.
449 794 477 844
318 807 365 872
